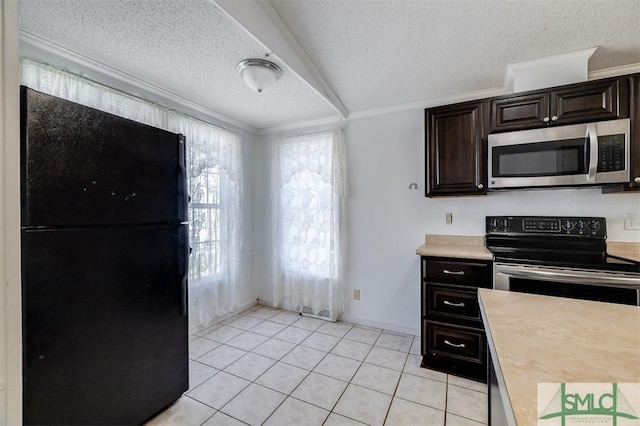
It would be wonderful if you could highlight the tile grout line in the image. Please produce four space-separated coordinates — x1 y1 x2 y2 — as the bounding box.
210 314 337 424
188 307 487 425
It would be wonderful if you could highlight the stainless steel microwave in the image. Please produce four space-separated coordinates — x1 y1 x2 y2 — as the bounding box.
488 118 630 189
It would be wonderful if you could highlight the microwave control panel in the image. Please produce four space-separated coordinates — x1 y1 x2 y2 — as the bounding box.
598 134 625 172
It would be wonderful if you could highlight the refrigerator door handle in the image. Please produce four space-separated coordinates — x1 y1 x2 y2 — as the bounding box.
181 278 188 317
179 227 189 317
177 135 188 223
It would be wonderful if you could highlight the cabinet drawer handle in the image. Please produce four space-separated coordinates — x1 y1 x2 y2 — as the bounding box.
444 340 466 348
443 300 465 308
443 269 464 275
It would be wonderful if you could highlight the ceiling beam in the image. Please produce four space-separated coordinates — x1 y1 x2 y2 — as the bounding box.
213 0 349 119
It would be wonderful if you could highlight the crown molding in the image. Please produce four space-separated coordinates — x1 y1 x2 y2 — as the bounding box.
257 114 342 135
348 86 510 120
260 85 510 134
271 61 640 128
18 31 259 135
588 63 640 80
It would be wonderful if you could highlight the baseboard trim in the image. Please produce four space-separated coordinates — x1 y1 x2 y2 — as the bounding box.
256 300 419 336
189 299 258 335
257 298 275 307
339 314 419 337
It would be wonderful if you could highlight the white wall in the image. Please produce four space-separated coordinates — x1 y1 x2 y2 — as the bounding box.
253 135 274 304
237 129 260 310
347 108 640 334
258 107 640 336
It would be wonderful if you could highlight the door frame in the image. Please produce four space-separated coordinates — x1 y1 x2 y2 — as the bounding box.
1 0 23 424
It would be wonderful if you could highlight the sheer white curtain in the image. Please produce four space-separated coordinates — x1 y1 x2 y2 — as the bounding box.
20 59 243 329
169 113 242 328
20 60 165 128
272 129 347 320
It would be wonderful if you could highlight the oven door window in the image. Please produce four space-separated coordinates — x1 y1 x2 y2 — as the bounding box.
509 278 638 305
492 138 588 177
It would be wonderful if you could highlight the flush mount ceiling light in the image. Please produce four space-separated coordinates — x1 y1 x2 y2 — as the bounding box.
237 58 282 93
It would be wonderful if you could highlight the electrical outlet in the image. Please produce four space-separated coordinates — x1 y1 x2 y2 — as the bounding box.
353 289 360 300
446 212 453 225
624 213 640 230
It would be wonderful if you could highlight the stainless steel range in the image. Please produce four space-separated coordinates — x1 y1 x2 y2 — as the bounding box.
485 216 640 305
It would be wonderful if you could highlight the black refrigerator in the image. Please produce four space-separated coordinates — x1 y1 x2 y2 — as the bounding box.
21 86 189 425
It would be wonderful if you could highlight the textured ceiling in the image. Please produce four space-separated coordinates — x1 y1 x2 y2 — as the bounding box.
18 0 338 130
269 0 640 113
17 0 640 132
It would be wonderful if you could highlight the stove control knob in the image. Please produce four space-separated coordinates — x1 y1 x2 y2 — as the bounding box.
589 221 601 231
561 220 574 231
501 219 510 229
575 221 586 231
489 218 500 230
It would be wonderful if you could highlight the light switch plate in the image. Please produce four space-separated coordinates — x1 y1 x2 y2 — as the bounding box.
624 213 640 230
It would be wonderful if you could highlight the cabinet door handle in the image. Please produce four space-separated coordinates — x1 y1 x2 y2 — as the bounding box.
634 177 640 184
543 116 550 123
444 340 466 348
551 115 558 122
443 300 465 308
443 269 464 275
477 184 484 189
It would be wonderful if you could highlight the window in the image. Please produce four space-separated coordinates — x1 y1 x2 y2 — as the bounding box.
189 163 221 280
273 129 347 318
279 137 334 278
171 113 243 328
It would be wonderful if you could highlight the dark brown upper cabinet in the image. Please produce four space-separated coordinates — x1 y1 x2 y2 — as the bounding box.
425 101 487 197
490 76 630 133
425 73 638 197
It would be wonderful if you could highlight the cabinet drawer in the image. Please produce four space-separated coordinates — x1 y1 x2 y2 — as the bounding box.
424 321 485 364
426 286 480 322
425 259 490 288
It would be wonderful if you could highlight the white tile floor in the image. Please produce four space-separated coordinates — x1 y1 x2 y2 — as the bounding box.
146 306 488 426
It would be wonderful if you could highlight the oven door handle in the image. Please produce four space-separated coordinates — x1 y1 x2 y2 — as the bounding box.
495 264 640 287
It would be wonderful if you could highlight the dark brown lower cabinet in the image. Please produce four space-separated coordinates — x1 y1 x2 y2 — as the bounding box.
420 256 491 383
423 320 487 381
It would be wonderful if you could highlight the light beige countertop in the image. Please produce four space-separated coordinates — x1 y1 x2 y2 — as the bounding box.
416 234 493 260
416 236 640 263
608 241 640 262
478 289 640 426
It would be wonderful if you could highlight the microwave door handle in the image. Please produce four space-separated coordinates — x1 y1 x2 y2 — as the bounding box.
586 124 598 183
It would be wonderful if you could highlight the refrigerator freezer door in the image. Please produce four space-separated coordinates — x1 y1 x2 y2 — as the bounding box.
22 224 189 425
20 87 187 227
